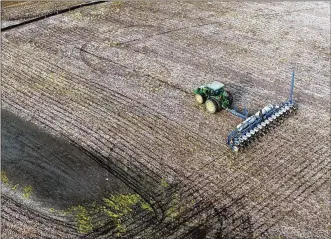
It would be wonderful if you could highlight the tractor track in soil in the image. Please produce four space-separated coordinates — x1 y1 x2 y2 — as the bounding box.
1 1 330 238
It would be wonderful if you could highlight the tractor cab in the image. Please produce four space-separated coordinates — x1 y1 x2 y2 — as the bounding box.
194 81 225 97
205 81 225 95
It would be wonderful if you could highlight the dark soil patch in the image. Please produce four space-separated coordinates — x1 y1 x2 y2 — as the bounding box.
1 109 132 209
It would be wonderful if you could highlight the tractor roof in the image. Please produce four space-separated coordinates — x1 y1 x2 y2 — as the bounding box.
206 81 224 90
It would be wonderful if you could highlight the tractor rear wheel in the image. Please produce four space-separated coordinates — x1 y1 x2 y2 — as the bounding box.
205 99 219 114
226 91 233 106
195 94 206 104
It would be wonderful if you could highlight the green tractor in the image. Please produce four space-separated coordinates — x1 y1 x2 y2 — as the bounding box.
193 81 233 113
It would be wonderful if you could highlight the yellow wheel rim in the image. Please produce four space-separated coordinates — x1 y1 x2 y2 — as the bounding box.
195 94 204 104
206 100 217 113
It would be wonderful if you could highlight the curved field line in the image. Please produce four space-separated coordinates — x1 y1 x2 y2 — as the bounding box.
1 1 107 31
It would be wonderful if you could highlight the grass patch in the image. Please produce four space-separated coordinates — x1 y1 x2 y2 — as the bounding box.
23 185 33 198
1 170 9 185
103 194 145 236
141 201 153 212
161 178 169 188
72 206 94 234
64 193 154 236
104 194 141 216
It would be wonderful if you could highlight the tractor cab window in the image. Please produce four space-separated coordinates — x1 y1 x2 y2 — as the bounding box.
213 88 223 95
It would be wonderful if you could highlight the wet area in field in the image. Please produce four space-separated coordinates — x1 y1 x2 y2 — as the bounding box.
1 109 132 209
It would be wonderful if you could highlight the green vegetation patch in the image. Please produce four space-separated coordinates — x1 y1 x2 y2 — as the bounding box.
160 178 169 188
71 205 94 234
23 185 33 198
63 193 154 236
1 170 9 185
104 194 141 216
1 170 34 198
103 194 154 236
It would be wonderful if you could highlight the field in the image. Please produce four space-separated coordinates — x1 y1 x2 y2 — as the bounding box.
1 1 330 238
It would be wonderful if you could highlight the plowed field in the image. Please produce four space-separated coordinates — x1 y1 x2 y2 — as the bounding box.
1 1 330 239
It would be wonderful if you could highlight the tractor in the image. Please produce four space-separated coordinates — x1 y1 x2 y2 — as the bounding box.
193 71 297 152
193 81 233 113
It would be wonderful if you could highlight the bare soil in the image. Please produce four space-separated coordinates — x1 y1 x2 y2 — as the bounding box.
1 1 87 28
1 1 27 7
1 1 85 20
1 1 330 239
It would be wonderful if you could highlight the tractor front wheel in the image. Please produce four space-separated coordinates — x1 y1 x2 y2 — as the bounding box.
205 99 219 114
195 94 206 104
